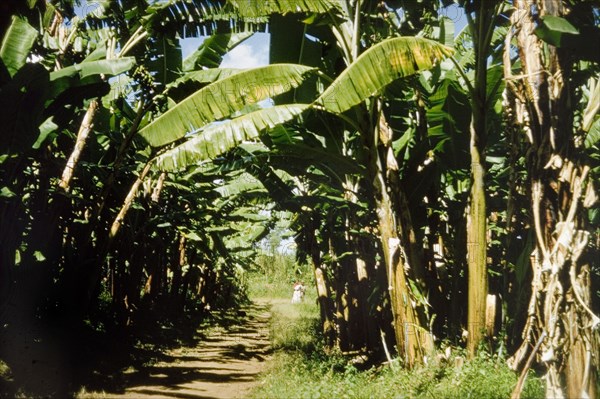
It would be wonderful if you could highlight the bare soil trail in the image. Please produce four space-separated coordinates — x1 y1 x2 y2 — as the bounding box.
80 299 274 399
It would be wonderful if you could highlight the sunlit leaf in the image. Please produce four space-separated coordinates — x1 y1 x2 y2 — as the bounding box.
139 64 315 147
155 104 310 171
0 16 38 77
316 37 453 114
49 57 136 81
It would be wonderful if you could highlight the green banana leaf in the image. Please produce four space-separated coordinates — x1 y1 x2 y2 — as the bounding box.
146 34 182 87
228 0 341 18
49 57 136 82
215 173 266 197
139 64 315 147
316 37 453 114
0 16 38 77
164 68 245 103
155 104 310 171
183 32 253 71
169 68 245 88
224 223 268 251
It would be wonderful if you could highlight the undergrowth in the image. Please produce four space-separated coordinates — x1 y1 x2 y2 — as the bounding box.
250 299 545 399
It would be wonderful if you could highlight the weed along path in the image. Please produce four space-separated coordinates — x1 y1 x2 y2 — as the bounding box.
80 299 273 399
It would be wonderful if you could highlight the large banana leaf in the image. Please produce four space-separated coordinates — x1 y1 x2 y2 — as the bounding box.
165 68 244 101
316 37 453 114
46 57 136 111
228 0 341 18
183 32 252 71
0 16 38 77
165 68 246 103
229 208 270 222
169 68 244 88
224 223 267 251
142 0 340 39
49 58 136 82
146 34 182 87
155 104 310 171
139 64 315 147
215 172 265 197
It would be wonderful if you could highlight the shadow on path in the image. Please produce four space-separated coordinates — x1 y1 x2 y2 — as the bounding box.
80 300 273 399
0 301 272 399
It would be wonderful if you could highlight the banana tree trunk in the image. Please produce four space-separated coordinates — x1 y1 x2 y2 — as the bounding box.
367 108 433 367
305 214 335 349
355 255 379 352
463 0 501 356
58 100 98 192
466 117 488 357
94 101 146 220
344 179 377 353
109 159 153 239
372 174 426 367
506 1 599 397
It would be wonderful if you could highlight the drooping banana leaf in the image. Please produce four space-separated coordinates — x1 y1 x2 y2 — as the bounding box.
224 223 268 251
43 57 135 124
155 104 310 171
164 68 245 103
426 78 470 170
48 57 135 100
49 58 136 82
535 15 579 48
139 64 315 147
316 37 453 114
143 0 341 39
142 0 230 38
246 161 298 210
169 68 245 88
229 208 270 222
228 0 341 18
585 118 600 149
0 16 38 77
438 17 455 48
183 32 253 71
582 79 600 133
214 172 265 197
146 34 182 87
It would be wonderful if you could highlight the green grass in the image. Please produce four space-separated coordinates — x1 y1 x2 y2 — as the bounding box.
250 299 545 399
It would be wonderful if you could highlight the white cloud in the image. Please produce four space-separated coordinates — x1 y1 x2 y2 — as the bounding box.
180 37 206 59
221 33 269 69
179 33 270 69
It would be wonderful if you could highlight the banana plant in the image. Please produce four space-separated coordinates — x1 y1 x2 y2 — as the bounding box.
143 13 453 363
505 2 600 397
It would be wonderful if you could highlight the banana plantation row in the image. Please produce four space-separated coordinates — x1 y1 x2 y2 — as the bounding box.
0 1 598 398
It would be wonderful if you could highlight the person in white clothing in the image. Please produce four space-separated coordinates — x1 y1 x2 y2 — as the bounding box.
291 281 305 304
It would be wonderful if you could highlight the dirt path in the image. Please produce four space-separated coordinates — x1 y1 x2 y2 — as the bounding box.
83 300 273 399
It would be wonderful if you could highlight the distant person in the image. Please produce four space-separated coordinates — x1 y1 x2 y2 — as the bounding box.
291 281 305 304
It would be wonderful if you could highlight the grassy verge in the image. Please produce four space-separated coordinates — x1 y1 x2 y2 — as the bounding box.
250 299 545 399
